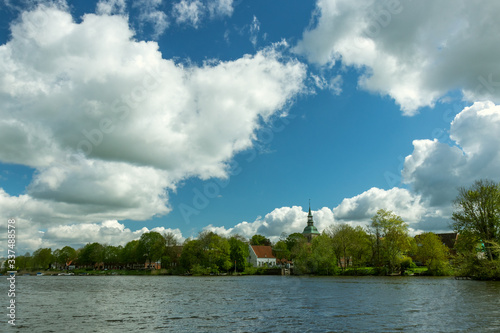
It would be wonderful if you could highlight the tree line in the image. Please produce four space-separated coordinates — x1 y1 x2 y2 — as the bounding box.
5 179 500 279
287 179 500 279
282 210 452 276
6 230 252 275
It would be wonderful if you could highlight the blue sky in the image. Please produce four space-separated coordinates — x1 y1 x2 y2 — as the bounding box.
1 0 500 254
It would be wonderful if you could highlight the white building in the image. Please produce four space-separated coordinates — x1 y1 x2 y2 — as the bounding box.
248 245 276 267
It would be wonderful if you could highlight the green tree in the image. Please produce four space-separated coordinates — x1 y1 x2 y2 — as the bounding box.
121 240 141 266
31 248 54 270
163 232 179 247
229 235 249 272
349 226 372 270
103 245 122 266
54 246 77 269
14 253 31 271
180 232 232 274
285 233 306 259
250 234 271 246
452 179 500 260
138 231 166 267
415 232 450 275
327 224 354 271
326 224 370 271
78 242 105 268
180 238 203 271
370 209 411 274
162 232 181 269
199 231 232 273
293 237 314 274
273 240 290 261
311 234 336 275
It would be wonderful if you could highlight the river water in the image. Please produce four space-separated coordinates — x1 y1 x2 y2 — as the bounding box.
1 275 500 332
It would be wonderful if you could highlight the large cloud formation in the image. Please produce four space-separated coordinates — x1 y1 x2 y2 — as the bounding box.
333 187 425 224
403 101 500 207
295 0 500 115
0 5 306 252
333 101 500 233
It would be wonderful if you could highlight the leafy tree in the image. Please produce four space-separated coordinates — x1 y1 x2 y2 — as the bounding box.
199 231 232 273
327 224 354 271
370 209 411 274
180 238 203 271
181 232 232 274
54 246 77 269
273 240 290 261
454 238 500 280
285 233 306 259
326 224 370 271
121 240 141 266
415 232 450 275
452 179 500 260
229 235 249 272
14 253 31 271
163 232 179 247
103 245 122 266
31 248 54 270
250 234 271 246
162 232 181 268
349 226 372 269
138 231 166 267
311 234 336 275
78 242 105 267
292 237 314 274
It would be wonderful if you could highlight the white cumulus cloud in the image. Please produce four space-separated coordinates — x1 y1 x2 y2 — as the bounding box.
172 0 234 28
0 5 307 247
132 0 169 39
295 0 500 114
403 101 500 207
0 215 185 254
96 0 127 16
333 187 426 225
203 206 335 242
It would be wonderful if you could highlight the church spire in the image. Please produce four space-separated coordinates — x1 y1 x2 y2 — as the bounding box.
307 199 314 226
303 199 320 242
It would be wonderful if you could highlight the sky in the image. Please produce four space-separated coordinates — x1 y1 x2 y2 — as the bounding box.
1 0 500 255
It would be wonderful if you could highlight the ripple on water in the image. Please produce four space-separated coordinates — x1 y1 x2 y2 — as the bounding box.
2 275 500 332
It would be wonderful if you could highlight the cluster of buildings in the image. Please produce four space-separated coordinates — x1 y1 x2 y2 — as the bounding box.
247 203 319 268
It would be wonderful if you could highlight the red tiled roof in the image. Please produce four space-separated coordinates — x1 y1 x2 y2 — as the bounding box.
251 245 275 259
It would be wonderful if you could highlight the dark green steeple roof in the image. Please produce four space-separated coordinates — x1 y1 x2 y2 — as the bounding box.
303 201 320 236
303 225 320 234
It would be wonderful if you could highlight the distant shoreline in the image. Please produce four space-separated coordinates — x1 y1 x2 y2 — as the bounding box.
4 268 440 278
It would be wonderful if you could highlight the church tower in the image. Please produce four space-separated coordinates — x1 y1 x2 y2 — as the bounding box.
302 200 320 242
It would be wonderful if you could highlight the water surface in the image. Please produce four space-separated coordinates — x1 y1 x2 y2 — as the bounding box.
2 275 500 332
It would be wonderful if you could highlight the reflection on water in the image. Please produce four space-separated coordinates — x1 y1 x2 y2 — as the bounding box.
1 275 500 332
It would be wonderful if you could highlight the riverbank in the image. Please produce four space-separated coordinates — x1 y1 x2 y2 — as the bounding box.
4 266 431 277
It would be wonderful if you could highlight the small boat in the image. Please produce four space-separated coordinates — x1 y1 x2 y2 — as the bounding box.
36 272 44 276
